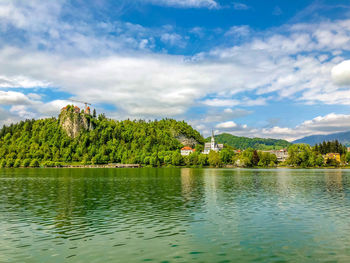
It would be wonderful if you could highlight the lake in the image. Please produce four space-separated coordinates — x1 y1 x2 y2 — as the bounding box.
0 168 350 262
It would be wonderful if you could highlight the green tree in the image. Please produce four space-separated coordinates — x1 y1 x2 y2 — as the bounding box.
220 148 234 164
0 159 6 168
29 159 40 167
252 150 259 166
198 154 208 166
171 152 182 166
6 159 14 168
14 159 21 168
208 151 222 167
22 159 30 167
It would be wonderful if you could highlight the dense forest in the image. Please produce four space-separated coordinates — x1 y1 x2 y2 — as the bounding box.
0 106 205 167
209 133 291 150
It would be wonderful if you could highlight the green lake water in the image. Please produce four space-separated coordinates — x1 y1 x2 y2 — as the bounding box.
1 168 350 262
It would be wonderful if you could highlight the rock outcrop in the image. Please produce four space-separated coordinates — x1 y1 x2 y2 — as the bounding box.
59 105 93 138
175 134 199 148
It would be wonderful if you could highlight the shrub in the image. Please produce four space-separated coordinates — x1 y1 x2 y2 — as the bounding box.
43 161 55 167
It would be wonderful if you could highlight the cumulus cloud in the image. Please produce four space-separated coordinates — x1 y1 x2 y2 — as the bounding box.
2 1 350 139
332 60 350 85
0 75 49 88
0 107 22 126
202 98 267 107
214 113 350 141
0 91 33 105
216 121 237 129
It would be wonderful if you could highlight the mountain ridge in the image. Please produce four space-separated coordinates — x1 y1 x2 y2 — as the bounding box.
292 131 350 146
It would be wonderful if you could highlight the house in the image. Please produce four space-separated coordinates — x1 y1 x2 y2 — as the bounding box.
263 149 289 162
324 153 341 163
203 130 223 154
181 146 196 156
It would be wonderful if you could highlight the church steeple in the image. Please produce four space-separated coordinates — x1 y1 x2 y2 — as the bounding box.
211 129 215 149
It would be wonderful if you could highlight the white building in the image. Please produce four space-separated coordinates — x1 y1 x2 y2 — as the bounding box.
181 146 196 156
203 131 224 154
262 149 289 162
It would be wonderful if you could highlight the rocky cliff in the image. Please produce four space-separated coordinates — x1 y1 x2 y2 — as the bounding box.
59 105 93 138
175 134 199 148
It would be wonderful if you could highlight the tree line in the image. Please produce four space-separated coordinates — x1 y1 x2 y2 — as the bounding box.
286 141 350 167
0 107 349 168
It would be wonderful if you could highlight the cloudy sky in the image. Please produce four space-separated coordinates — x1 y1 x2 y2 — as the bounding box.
1 0 350 141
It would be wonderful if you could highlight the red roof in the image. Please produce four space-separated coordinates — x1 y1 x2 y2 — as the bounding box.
181 146 194 151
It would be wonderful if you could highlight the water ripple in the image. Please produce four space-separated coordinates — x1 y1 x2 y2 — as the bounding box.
0 168 350 262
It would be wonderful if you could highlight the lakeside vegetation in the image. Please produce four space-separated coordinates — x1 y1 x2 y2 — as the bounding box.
0 106 349 168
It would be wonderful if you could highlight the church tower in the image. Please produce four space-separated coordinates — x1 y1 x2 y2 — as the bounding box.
211 130 215 150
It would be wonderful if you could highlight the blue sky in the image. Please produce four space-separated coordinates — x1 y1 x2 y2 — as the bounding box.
1 0 350 141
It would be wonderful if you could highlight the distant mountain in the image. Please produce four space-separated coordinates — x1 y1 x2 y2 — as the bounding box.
292 131 350 146
208 133 291 150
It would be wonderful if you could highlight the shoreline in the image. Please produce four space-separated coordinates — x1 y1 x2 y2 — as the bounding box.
1 165 350 169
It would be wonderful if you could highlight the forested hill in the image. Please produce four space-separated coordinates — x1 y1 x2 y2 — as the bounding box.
0 106 204 166
209 133 291 150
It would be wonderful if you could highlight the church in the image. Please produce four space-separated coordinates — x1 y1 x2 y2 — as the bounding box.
203 131 224 154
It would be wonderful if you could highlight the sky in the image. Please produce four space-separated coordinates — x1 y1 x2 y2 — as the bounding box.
1 0 350 141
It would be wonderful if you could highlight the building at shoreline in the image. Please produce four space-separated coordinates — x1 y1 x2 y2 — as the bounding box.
181 146 196 156
262 149 289 162
203 130 223 154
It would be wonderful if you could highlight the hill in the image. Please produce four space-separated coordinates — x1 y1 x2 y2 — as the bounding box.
209 133 291 150
292 131 350 146
0 105 204 167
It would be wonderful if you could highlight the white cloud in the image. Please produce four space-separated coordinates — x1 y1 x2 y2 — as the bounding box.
160 33 185 47
0 91 32 105
0 107 22 126
214 113 350 141
0 75 49 88
202 98 267 107
27 93 42 100
10 105 35 119
224 25 251 37
144 0 219 8
216 121 237 129
332 60 350 85
232 2 250 10
200 108 251 123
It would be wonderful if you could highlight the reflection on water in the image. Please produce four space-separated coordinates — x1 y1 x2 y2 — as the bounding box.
0 168 350 262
